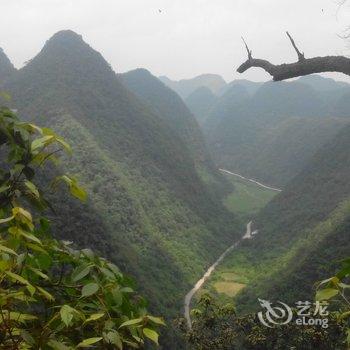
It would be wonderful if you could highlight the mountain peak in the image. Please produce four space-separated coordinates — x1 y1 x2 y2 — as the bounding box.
41 30 88 54
20 29 115 81
47 30 84 45
0 48 16 82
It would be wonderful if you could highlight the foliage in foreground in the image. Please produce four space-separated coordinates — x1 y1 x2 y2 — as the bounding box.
180 294 346 350
316 257 350 345
0 108 164 349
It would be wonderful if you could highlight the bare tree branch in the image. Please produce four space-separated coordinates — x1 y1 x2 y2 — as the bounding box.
237 33 350 81
241 37 252 60
286 31 304 61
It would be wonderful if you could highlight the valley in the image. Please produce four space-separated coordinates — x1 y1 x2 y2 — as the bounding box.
1 25 350 349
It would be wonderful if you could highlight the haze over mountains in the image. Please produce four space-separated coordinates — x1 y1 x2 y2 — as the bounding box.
161 72 350 187
1 29 350 348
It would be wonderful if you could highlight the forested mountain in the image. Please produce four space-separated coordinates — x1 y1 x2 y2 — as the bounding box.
120 68 230 197
159 73 226 99
204 78 350 187
0 48 16 83
228 123 350 312
185 86 218 125
1 30 238 334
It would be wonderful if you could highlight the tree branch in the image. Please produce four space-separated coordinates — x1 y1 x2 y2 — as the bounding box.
286 31 304 61
241 37 252 60
237 34 350 81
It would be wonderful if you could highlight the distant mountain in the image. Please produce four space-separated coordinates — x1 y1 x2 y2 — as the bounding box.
185 86 218 125
0 48 16 84
219 79 263 96
204 84 250 133
205 79 348 186
297 74 350 91
159 73 226 99
3 30 237 326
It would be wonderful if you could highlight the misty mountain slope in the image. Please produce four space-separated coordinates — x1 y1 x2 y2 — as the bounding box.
120 68 232 197
222 123 350 311
185 86 218 125
0 48 16 84
159 73 226 99
205 79 348 187
3 30 238 317
297 74 350 92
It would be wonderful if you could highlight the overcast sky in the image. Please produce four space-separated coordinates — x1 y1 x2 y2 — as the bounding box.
1 0 350 82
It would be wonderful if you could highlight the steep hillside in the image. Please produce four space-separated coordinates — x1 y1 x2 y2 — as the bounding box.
0 48 16 84
3 30 238 324
230 123 350 311
159 73 226 99
185 86 218 125
120 68 232 198
205 79 348 187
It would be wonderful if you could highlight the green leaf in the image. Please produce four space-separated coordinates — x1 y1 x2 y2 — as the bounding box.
84 312 105 324
119 317 143 328
1 310 37 323
31 135 54 151
0 215 14 224
81 282 99 297
71 264 91 282
316 288 339 301
147 315 166 326
105 330 123 349
18 229 42 245
47 339 71 350
56 137 72 155
0 244 18 256
37 286 55 301
28 267 49 280
60 305 75 327
70 182 87 202
26 284 36 296
77 337 103 348
143 328 159 345
24 180 40 198
5 271 30 285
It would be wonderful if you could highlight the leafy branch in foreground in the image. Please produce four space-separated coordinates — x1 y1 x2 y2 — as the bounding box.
0 108 164 349
180 293 345 349
316 257 350 346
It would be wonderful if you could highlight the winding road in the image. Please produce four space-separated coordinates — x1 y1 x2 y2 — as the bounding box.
219 168 282 192
184 221 255 328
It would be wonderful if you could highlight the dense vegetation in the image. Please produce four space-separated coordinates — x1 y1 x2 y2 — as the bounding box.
0 108 164 349
180 294 346 349
0 30 240 347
